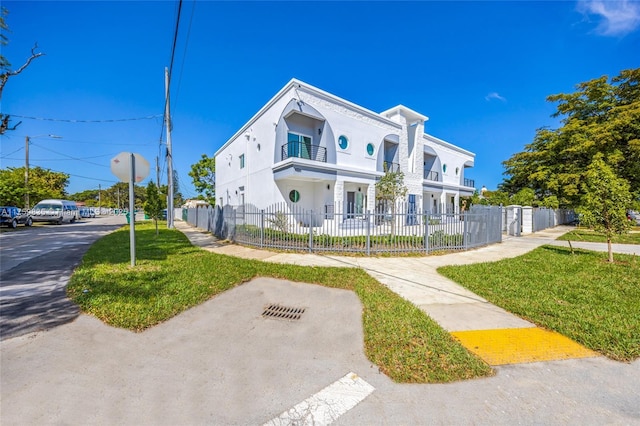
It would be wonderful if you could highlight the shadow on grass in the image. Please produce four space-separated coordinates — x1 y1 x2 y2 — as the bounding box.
81 228 198 265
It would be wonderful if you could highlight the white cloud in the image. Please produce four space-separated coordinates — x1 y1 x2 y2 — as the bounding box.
578 0 640 36
485 92 507 102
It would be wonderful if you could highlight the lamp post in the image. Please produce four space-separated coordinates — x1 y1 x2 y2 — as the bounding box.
25 134 62 209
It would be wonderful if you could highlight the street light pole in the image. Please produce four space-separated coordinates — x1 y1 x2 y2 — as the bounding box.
24 134 62 209
25 136 30 209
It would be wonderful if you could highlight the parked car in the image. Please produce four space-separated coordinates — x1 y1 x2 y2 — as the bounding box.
79 207 96 218
628 210 640 226
0 206 33 228
31 199 80 224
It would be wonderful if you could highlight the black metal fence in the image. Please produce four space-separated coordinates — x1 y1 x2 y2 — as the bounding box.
182 203 503 255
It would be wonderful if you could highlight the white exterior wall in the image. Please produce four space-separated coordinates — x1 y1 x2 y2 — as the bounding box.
299 90 400 174
424 135 475 188
216 88 297 208
215 79 476 215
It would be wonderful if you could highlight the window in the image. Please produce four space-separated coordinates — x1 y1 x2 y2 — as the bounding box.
443 164 447 173
289 190 300 203
287 132 312 159
338 135 349 150
366 143 375 156
455 167 459 176
239 154 245 169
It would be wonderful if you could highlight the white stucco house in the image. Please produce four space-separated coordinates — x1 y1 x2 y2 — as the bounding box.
214 79 475 220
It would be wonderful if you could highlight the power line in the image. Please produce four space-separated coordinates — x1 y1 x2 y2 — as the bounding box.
158 0 184 168
168 0 184 82
7 114 163 123
30 142 111 168
46 168 118 183
5 152 117 161
173 0 196 112
0 146 24 159
27 138 157 146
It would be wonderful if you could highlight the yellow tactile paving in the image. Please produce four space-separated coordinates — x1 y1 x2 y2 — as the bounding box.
451 327 599 366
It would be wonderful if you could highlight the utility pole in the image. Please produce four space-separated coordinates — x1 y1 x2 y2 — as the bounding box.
25 136 30 209
117 188 120 210
164 66 174 228
98 184 101 214
24 134 61 209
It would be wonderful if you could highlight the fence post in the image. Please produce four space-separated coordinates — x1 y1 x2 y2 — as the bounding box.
424 213 430 254
463 212 469 250
309 210 313 253
260 209 265 248
485 211 489 246
366 210 371 256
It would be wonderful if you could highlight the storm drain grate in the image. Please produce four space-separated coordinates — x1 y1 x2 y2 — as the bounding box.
262 304 306 321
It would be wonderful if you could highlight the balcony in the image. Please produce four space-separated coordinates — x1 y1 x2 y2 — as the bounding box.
281 141 327 163
464 178 475 187
424 170 439 181
383 161 400 173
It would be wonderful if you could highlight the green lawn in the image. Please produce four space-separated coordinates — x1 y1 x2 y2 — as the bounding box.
438 246 640 361
67 222 492 383
558 228 640 244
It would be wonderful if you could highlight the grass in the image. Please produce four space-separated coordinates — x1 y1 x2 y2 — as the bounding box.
558 228 640 244
438 246 640 362
67 222 492 383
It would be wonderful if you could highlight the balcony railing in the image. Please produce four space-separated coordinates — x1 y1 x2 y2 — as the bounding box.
424 170 439 181
464 178 475 188
383 161 400 173
281 142 327 162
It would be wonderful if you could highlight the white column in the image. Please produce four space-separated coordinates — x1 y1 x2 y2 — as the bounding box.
506 205 521 236
334 180 344 218
522 206 533 234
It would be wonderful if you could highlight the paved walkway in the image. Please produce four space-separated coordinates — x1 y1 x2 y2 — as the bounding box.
175 221 634 365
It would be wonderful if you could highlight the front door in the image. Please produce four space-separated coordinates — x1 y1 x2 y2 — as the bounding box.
407 194 417 225
347 192 355 218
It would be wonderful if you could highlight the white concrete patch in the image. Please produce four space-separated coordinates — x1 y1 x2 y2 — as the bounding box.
264 372 374 426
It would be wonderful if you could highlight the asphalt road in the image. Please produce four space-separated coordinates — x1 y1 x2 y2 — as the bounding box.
0 215 125 340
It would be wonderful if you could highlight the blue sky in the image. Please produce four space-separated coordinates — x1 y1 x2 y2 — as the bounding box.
1 1 639 199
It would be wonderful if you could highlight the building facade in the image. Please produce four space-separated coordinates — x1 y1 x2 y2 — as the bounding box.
215 79 475 220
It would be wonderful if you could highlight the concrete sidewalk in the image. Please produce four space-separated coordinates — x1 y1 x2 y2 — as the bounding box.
174 223 583 332
2 222 638 425
175 222 633 365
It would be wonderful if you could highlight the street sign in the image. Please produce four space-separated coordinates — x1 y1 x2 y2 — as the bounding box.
109 152 150 267
110 152 150 183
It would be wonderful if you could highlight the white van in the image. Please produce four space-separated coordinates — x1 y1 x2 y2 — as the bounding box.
31 199 80 224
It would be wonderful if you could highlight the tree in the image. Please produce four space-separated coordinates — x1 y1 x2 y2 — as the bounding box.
0 8 45 134
189 154 216 205
502 68 640 208
578 156 633 263
376 170 408 236
0 166 68 206
97 182 145 209
170 170 184 207
510 188 535 206
143 181 165 235
68 189 100 206
479 189 510 206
